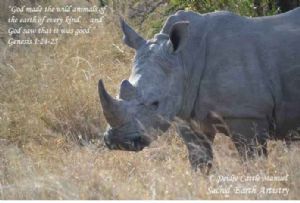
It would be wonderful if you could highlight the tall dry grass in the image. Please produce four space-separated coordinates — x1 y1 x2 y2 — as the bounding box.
0 3 300 200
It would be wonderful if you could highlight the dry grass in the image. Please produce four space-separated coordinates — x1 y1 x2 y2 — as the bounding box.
0 4 300 200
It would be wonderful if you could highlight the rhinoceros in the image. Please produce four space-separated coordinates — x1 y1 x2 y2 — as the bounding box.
98 8 300 170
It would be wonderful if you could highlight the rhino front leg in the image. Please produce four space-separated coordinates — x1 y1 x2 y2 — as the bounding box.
177 122 214 173
225 118 269 160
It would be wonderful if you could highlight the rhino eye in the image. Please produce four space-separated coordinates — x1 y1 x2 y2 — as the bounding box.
150 101 159 110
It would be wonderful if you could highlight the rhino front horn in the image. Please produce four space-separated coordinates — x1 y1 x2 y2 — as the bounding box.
98 80 126 127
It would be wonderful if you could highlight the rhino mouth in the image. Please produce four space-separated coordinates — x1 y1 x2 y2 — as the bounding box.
104 131 151 152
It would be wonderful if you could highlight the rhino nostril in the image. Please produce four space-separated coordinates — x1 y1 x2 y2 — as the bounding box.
104 135 112 148
133 136 141 144
132 136 143 150
118 144 126 150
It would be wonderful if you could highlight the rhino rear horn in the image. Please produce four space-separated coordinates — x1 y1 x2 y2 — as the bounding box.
120 17 146 50
119 80 136 100
98 80 126 127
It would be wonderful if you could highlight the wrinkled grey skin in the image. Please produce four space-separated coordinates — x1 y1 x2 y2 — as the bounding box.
99 8 300 170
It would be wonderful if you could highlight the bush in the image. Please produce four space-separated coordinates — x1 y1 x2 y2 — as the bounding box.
169 0 279 16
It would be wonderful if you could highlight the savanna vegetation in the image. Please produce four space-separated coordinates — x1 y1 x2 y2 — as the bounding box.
0 0 299 199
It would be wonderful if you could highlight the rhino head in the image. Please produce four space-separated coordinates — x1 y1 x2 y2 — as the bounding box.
99 18 189 151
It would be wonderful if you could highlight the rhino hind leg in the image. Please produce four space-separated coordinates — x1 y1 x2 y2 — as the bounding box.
226 118 269 160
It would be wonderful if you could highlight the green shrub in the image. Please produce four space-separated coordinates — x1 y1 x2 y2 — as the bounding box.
169 0 279 16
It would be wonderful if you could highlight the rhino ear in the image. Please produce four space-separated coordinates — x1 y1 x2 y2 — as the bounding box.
167 21 189 54
120 17 146 50
119 80 136 100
